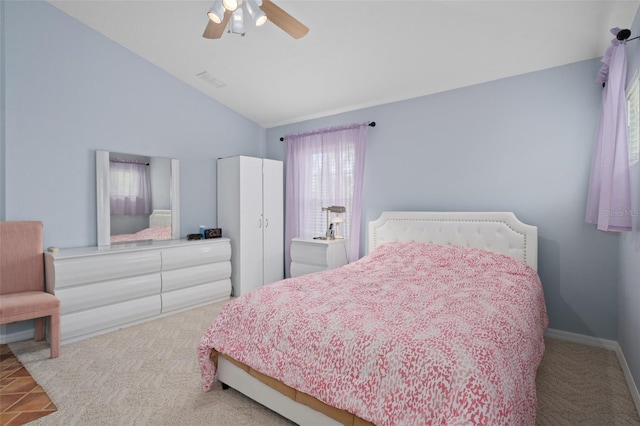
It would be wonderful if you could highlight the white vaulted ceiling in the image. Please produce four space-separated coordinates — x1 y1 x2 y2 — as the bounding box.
48 1 639 128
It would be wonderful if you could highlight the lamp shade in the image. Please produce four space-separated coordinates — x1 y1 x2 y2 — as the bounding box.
326 205 346 213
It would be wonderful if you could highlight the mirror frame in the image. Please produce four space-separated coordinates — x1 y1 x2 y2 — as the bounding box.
96 150 180 246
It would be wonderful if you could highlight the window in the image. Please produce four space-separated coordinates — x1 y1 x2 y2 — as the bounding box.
627 71 639 166
307 148 355 239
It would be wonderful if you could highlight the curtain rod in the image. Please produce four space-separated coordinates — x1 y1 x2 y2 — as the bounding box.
279 121 376 141
110 158 150 166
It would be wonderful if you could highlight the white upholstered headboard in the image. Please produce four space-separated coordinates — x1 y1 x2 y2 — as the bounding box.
368 211 538 270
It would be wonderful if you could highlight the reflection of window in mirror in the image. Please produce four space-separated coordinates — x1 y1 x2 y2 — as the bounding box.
110 156 151 216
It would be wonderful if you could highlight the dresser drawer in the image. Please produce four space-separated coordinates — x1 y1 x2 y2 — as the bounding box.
161 262 231 292
290 238 348 277
61 295 161 342
290 262 326 278
162 242 231 270
290 241 331 267
51 251 161 288
56 273 161 314
162 279 231 313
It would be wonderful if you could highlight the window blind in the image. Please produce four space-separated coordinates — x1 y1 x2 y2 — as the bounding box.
307 148 355 238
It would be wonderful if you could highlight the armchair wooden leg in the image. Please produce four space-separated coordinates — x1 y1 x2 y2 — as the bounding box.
35 318 45 341
49 313 60 359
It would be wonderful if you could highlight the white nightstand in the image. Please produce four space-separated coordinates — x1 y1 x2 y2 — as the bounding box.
290 238 348 277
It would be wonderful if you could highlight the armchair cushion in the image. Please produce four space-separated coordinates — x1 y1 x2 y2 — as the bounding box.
0 291 60 323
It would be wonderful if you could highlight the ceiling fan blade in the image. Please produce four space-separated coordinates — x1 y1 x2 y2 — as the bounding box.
202 10 231 39
260 0 309 39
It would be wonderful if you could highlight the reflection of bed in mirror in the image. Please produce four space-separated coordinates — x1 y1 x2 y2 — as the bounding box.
110 209 173 243
96 151 180 246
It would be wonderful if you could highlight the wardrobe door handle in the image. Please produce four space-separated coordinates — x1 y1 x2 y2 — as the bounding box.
258 218 262 228
264 218 269 228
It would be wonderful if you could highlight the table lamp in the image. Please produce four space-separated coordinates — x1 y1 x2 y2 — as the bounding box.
321 205 346 239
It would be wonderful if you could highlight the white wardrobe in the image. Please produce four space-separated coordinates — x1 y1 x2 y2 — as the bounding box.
217 156 284 296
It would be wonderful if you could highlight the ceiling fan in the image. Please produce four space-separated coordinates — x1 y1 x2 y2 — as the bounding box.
203 0 309 39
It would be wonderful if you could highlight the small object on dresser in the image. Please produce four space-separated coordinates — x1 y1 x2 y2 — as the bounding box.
204 228 222 239
187 233 203 240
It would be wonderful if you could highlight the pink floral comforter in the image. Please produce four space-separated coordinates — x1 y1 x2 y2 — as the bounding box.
198 242 548 425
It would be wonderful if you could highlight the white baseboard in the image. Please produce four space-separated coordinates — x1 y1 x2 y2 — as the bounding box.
545 328 640 415
615 344 640 416
545 328 618 350
0 329 35 344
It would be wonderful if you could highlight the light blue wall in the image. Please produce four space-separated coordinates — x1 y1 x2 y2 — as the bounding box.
1 0 6 219
0 0 265 340
619 6 640 401
3 0 265 248
267 59 621 341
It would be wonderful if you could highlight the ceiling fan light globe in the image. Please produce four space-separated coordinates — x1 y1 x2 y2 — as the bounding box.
255 15 268 26
207 11 222 24
223 0 238 12
245 0 266 27
207 0 225 23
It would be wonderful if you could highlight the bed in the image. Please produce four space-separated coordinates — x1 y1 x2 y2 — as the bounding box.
198 211 548 425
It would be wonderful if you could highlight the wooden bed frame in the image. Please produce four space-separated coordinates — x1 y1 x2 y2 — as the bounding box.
215 211 538 425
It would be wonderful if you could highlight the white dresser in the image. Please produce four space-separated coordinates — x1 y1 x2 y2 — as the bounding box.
44 238 231 343
290 238 348 277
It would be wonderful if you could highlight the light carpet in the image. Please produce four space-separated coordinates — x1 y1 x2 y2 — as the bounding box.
9 299 640 425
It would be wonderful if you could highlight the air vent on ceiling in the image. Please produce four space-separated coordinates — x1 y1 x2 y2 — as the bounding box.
196 71 226 88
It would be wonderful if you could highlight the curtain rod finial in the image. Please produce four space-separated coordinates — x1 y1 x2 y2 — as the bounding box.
617 29 631 40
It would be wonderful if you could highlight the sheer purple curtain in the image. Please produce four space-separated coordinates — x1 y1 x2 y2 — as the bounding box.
633 160 640 250
110 159 152 216
284 123 368 276
631 72 640 251
586 28 632 232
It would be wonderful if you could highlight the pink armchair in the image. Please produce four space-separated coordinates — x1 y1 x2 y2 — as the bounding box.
0 221 60 358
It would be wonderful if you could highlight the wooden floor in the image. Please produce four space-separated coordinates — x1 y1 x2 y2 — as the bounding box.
0 345 56 426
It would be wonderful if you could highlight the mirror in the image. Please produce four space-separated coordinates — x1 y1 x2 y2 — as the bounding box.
96 150 180 246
